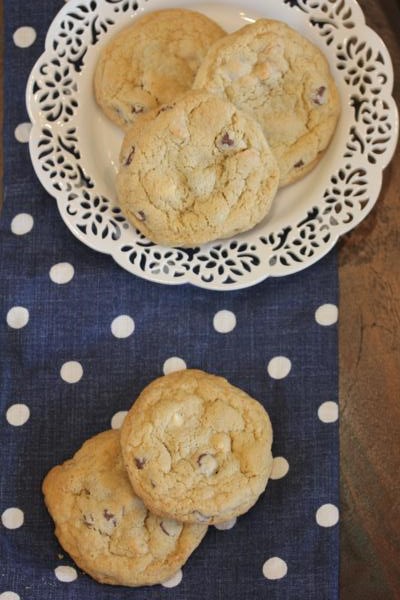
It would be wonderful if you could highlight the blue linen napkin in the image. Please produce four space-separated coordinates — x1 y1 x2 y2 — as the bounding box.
1 1 339 598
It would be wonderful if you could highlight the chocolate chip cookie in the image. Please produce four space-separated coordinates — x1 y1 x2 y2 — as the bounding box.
94 9 225 129
120 369 273 524
43 430 207 586
116 90 280 246
193 19 341 186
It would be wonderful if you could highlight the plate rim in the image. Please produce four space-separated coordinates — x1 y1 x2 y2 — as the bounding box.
26 0 399 290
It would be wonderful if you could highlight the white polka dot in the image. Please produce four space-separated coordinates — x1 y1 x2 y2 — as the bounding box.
11 213 34 235
318 401 339 423
0 593 20 600
316 503 339 527
267 356 291 379
270 456 289 480
54 566 78 582
214 517 237 530
49 262 74 285
6 404 30 427
60 361 83 384
1 508 24 529
13 26 36 48
213 310 237 333
111 411 128 429
163 357 187 375
14 122 32 143
111 315 135 339
6 307 29 329
315 303 338 326
161 569 182 588
262 557 287 580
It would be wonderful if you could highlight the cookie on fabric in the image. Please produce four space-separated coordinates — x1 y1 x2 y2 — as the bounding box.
43 430 207 587
116 90 280 246
120 369 273 524
193 18 341 186
94 9 225 129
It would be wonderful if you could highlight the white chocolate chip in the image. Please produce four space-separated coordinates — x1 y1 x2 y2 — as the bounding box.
212 433 231 453
198 453 218 476
160 518 182 537
173 413 183 426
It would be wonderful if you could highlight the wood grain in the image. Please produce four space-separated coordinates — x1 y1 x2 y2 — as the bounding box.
339 0 400 598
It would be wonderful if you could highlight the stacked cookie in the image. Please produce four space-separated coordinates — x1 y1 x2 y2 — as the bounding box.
95 9 340 247
43 369 274 587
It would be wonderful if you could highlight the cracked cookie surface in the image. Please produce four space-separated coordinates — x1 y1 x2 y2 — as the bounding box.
94 9 225 130
120 370 273 524
116 90 280 247
193 19 341 187
42 430 207 586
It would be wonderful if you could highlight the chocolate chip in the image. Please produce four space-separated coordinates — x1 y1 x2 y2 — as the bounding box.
103 509 115 521
157 104 174 115
197 453 208 465
134 457 146 469
294 160 304 168
131 103 145 114
220 132 235 147
124 146 135 166
134 210 146 222
311 85 327 105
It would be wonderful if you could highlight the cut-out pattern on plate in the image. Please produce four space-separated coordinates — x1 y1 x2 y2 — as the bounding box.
27 0 398 290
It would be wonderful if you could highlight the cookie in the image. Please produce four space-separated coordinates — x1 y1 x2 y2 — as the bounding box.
116 90 280 246
193 19 341 186
94 9 225 129
42 430 207 587
120 369 273 524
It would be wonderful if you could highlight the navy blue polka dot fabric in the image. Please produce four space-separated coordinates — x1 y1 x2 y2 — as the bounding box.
1 1 339 598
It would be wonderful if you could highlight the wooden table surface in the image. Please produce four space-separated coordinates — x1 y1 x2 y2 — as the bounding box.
0 0 399 597
339 1 400 598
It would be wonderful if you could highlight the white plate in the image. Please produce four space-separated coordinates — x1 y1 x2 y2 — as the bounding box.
26 0 398 290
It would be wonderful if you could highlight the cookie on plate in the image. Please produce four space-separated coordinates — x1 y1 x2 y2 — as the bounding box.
120 369 273 524
116 90 280 247
193 19 341 187
94 9 225 129
43 430 207 587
